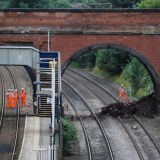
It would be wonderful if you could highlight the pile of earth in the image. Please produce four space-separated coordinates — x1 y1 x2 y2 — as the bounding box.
99 93 157 117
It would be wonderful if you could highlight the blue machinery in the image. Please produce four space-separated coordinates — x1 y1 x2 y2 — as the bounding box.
35 51 62 160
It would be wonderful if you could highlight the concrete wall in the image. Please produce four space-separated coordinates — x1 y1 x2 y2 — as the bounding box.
0 47 39 68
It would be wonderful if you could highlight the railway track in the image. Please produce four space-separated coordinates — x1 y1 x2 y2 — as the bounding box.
119 115 160 159
0 72 5 129
65 68 160 160
63 92 92 160
64 69 143 159
67 68 118 98
132 115 160 154
0 66 20 160
63 79 114 160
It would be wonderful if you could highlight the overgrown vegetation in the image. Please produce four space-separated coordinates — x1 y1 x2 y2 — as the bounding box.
0 0 159 8
137 0 160 8
62 117 77 156
96 49 131 75
71 48 153 98
116 58 153 97
2 0 159 9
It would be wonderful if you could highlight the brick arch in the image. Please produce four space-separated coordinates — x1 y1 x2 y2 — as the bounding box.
62 43 160 112
0 9 160 110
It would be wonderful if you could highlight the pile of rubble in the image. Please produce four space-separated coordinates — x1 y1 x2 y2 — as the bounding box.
100 93 157 117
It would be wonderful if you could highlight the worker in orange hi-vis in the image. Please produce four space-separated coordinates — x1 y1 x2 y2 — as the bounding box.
6 89 12 109
12 89 18 108
123 87 129 103
10 90 15 108
20 88 26 107
118 84 124 102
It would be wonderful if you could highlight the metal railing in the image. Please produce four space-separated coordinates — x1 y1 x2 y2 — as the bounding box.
26 145 58 160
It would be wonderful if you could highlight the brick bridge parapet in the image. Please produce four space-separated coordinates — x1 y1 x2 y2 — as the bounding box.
0 9 160 107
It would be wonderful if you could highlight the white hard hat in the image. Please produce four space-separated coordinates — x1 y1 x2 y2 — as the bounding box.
8 89 11 91
121 84 123 87
21 88 24 90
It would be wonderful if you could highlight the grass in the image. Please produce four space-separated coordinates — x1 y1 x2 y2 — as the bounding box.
92 66 119 82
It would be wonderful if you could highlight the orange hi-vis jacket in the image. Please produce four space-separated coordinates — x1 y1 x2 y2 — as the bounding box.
124 89 128 101
21 90 26 107
119 87 125 97
6 92 12 109
12 91 18 108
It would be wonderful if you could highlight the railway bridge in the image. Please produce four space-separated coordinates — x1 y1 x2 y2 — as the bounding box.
0 8 160 106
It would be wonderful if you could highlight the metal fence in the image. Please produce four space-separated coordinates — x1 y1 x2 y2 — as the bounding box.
26 145 58 160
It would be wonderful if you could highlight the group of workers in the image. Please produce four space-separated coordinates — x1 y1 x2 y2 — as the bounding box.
6 88 26 109
118 84 129 103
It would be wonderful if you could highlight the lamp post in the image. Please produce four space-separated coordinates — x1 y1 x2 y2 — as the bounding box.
50 61 55 159
48 30 50 52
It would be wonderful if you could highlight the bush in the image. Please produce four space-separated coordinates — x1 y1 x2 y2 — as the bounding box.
119 58 153 97
62 117 77 156
137 0 160 8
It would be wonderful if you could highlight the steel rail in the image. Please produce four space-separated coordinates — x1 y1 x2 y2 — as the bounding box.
66 68 146 160
117 116 145 160
63 92 92 160
6 66 20 160
68 68 117 91
67 68 118 101
70 68 160 155
0 72 5 130
69 68 160 159
68 68 138 101
132 115 160 153
64 72 107 105
63 79 114 160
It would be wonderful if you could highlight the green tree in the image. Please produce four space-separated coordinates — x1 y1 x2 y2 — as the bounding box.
55 0 71 8
0 0 9 8
137 0 160 8
96 48 131 75
9 0 20 8
108 0 139 8
121 58 153 95
71 51 97 69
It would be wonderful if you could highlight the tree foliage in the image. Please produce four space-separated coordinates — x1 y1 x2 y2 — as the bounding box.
54 0 71 8
0 0 9 8
108 0 139 8
9 0 20 8
0 0 141 8
71 48 153 97
71 51 97 69
121 58 153 95
96 48 131 75
137 0 160 8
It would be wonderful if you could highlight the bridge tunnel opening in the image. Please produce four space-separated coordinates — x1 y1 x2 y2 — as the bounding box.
62 44 160 115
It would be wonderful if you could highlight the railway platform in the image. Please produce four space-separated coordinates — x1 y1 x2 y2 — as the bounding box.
19 116 50 160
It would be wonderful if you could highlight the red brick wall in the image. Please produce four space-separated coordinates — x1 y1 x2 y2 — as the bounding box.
0 9 160 34
0 9 160 74
1 34 160 75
